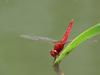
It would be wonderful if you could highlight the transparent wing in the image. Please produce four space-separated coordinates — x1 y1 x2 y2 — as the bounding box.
20 34 57 44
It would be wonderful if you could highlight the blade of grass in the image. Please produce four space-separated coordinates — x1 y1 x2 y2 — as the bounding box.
55 23 100 64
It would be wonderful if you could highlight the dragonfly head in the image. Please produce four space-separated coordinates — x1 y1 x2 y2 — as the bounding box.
50 49 58 58
50 41 65 58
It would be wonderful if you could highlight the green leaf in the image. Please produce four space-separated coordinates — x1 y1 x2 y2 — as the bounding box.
54 23 100 64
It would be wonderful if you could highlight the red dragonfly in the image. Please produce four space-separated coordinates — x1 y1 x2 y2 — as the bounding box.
21 19 74 59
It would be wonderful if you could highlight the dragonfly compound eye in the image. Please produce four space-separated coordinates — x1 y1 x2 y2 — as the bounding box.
50 50 58 57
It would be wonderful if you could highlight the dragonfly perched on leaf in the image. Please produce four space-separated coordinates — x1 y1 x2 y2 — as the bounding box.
20 19 74 59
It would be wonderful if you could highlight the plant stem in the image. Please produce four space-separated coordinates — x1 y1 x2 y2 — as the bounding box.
53 63 64 75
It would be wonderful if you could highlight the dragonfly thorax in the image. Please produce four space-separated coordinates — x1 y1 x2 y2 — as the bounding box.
54 41 64 52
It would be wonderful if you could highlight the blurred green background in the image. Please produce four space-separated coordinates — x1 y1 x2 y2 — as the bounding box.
0 0 100 75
